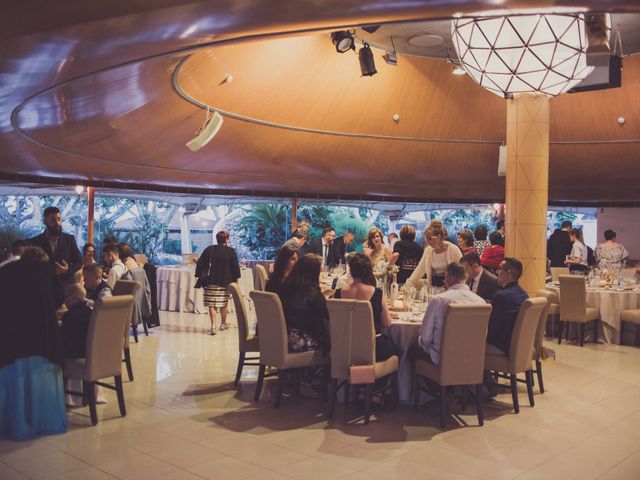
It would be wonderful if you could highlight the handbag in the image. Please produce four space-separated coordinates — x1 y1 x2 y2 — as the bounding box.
195 251 213 289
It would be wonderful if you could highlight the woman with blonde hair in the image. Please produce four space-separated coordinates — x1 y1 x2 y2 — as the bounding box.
406 220 462 288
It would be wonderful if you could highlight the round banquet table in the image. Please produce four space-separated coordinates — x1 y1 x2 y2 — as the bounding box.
546 284 640 344
156 266 254 314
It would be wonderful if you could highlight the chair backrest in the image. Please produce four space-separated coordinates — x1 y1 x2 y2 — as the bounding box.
255 264 269 291
508 297 548 373
85 295 135 381
113 280 141 347
229 282 255 351
134 253 148 266
439 303 492 386
558 275 587 322
327 299 375 380
550 267 570 282
250 291 287 367
535 289 558 307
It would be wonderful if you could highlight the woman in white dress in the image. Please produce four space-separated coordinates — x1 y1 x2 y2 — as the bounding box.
595 229 629 271
565 228 589 273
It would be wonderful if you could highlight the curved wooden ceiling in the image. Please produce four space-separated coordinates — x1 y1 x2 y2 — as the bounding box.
2 1 640 203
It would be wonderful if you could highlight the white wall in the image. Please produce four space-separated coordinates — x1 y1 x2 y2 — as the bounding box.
597 208 640 260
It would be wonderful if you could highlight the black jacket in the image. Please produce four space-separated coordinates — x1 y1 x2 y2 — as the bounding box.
278 286 330 351
547 229 572 268
331 237 352 266
60 302 93 359
468 269 499 302
308 239 339 267
29 231 82 281
195 245 241 288
487 282 529 354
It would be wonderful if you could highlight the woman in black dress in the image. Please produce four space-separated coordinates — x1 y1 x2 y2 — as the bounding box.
389 225 424 285
265 244 299 295
195 231 241 335
333 253 396 362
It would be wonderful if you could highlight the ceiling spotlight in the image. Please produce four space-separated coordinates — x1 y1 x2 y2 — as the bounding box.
383 52 398 66
358 44 377 76
331 31 355 53
75 185 84 195
452 64 466 75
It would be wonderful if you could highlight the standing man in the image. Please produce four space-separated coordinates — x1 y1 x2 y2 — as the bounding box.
332 231 355 265
309 227 336 267
29 206 81 283
291 220 310 255
547 220 573 268
387 233 399 250
496 220 505 239
460 252 499 302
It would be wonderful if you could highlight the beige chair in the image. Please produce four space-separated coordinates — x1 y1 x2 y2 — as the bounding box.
228 282 260 386
64 296 134 425
414 304 492 428
484 297 547 414
531 298 550 394
326 299 399 424
535 289 559 338
250 291 329 408
113 280 141 381
254 264 269 291
558 275 600 346
550 267 570 282
620 309 640 345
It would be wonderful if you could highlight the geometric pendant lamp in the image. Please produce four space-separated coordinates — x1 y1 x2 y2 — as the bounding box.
452 14 594 98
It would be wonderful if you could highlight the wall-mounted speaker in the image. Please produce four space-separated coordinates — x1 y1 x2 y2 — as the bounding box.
498 144 507 176
186 111 224 151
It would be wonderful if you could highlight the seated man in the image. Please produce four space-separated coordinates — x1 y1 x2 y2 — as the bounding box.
486 257 529 354
103 243 127 289
83 263 112 304
59 283 92 359
410 262 485 365
460 252 499 302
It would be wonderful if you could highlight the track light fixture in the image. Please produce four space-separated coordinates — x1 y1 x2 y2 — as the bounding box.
358 43 377 76
331 31 355 53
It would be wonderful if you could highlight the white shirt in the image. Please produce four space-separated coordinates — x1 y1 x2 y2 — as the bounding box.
468 269 483 295
418 283 485 365
571 240 588 266
406 242 462 289
0 255 20 269
107 260 127 289
431 251 448 275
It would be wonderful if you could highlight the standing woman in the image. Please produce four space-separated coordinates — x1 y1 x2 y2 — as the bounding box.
389 225 423 284
406 220 462 289
565 228 589 273
196 231 241 335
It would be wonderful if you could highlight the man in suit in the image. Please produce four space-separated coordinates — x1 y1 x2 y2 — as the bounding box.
486 257 529 354
309 227 336 267
28 206 81 283
460 252 499 302
547 220 573 267
290 221 310 255
331 231 354 266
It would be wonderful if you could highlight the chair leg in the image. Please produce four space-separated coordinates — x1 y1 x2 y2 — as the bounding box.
439 385 448 428
234 352 246 387
84 381 98 425
460 386 467 411
132 323 139 343
580 324 585 347
115 375 127 417
364 384 373 424
620 321 626 345
123 348 134 382
254 364 266 401
558 321 563 344
510 374 520 414
413 373 420 413
536 360 544 394
475 384 484 426
565 322 570 341
142 318 149 336
594 319 599 344
390 372 399 411
327 378 338 419
274 370 286 408
525 371 535 407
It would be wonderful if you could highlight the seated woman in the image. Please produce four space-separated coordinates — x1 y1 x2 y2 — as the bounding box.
480 231 505 273
118 243 139 271
278 254 329 353
457 229 478 256
266 244 299 295
59 283 92 359
334 253 396 362
565 228 589 273
595 229 629 271
0 246 67 441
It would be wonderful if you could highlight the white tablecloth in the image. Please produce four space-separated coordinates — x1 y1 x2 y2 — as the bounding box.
157 266 254 314
547 285 640 343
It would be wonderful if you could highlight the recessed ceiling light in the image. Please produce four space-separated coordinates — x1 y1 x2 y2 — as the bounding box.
408 34 444 47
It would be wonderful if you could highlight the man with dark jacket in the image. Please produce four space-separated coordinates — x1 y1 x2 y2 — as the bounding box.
331 231 355 266
460 252 499 302
487 257 529 354
547 221 573 268
308 227 338 267
29 206 81 283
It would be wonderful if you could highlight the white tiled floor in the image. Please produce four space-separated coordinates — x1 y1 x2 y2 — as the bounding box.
2 310 640 479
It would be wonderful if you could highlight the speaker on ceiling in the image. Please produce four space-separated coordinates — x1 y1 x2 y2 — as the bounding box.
185 110 224 152
498 144 507 177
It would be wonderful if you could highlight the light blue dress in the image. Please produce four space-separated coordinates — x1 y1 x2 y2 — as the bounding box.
0 356 67 441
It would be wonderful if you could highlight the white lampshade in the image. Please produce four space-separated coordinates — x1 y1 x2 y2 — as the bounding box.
452 13 594 97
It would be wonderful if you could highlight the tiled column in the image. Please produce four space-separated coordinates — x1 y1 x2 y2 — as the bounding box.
505 93 549 296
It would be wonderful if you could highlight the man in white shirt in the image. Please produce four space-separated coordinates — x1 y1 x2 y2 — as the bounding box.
460 252 499 302
410 262 485 365
103 243 127 289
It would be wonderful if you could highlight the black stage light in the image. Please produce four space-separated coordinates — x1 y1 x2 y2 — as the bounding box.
362 25 381 34
358 44 377 76
331 31 355 53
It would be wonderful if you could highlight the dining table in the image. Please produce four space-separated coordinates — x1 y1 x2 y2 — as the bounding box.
546 282 640 344
156 265 254 314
